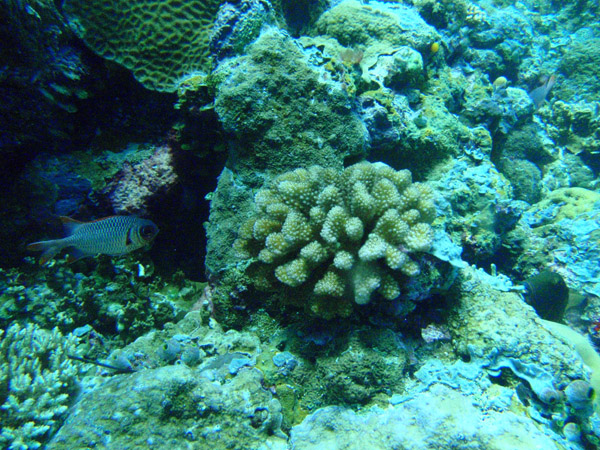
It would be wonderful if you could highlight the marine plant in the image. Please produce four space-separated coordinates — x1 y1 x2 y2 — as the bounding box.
234 161 436 318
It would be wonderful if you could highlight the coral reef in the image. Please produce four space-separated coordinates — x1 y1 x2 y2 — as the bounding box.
101 144 178 215
290 384 568 449
47 365 285 450
2 0 600 449
234 161 438 318
314 0 438 51
557 33 600 103
62 0 225 92
428 157 517 264
507 187 600 298
212 26 366 182
447 266 587 385
45 311 286 450
0 258 198 345
0 323 84 450
209 0 274 61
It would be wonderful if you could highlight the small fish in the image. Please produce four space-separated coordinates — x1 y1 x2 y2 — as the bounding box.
528 74 557 109
27 216 159 265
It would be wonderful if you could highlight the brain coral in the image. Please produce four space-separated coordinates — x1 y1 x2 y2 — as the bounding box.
63 0 225 92
234 162 436 318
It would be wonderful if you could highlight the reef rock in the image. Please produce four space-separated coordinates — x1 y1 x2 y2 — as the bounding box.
47 365 285 450
290 383 565 450
213 26 366 184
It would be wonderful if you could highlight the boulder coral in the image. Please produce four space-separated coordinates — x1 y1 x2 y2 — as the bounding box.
234 161 436 318
62 0 225 91
213 27 366 183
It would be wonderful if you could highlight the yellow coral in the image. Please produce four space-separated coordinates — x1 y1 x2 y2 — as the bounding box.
321 206 350 244
358 234 388 261
281 211 312 245
344 217 364 241
265 232 291 256
314 270 345 297
235 161 439 315
334 250 355 270
300 242 328 264
253 218 281 240
275 258 309 287
379 274 401 300
404 223 434 252
350 182 376 222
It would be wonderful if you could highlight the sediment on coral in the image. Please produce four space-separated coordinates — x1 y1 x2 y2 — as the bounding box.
234 161 437 318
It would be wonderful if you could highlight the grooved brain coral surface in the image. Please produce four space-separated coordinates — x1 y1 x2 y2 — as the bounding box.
235 162 437 318
63 0 224 92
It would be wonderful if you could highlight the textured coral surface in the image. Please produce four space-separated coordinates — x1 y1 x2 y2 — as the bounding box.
0 323 82 450
63 0 224 91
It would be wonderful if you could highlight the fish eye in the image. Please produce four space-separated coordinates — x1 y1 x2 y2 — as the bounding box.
140 225 156 238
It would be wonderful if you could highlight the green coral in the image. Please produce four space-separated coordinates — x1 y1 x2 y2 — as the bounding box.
62 0 225 92
213 27 365 183
313 0 438 50
234 161 436 318
0 323 83 450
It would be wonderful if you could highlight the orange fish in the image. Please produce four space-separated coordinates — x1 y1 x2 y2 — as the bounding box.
27 216 159 265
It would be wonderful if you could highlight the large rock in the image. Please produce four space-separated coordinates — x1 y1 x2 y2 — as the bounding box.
47 365 285 450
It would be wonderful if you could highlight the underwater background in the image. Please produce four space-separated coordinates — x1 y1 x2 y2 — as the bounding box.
1 0 600 448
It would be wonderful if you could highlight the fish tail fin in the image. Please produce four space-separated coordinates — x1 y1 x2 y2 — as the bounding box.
26 239 64 265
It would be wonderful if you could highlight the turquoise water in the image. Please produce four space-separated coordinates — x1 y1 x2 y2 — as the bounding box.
1 1 600 449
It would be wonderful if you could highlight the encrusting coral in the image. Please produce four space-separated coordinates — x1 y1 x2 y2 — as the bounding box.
0 323 83 450
234 161 436 318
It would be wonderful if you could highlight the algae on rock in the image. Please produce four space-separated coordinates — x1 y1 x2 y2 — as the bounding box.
213 26 366 184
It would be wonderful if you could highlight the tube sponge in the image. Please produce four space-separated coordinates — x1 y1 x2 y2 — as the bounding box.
235 162 438 317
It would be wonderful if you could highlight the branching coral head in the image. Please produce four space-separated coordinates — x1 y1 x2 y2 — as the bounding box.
234 161 438 319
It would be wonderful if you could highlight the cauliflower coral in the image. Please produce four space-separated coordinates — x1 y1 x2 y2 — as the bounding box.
234 161 436 318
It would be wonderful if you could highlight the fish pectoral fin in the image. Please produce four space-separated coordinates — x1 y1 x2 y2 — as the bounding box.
26 241 48 252
125 227 133 246
65 247 88 264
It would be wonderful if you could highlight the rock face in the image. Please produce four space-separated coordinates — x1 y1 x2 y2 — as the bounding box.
47 365 285 450
213 26 366 184
289 383 566 450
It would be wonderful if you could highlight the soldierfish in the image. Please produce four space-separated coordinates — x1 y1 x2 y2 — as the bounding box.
27 216 159 265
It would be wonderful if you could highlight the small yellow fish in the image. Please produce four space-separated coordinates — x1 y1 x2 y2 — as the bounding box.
27 216 159 265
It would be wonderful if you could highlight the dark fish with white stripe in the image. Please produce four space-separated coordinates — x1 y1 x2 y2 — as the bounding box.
27 216 159 265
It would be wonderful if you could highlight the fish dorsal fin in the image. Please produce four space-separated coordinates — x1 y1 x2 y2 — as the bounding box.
60 216 84 234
